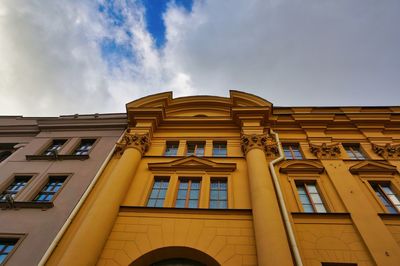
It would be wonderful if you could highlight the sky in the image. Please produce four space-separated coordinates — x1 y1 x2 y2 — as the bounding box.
0 0 399 116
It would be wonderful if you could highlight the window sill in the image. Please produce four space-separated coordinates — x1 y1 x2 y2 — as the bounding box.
0 201 54 210
26 154 89 161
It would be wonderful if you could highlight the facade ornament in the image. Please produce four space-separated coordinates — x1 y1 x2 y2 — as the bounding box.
309 143 341 159
241 133 279 157
115 132 150 156
372 143 400 159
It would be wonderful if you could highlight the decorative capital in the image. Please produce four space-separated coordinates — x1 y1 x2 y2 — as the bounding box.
372 143 400 159
310 143 341 159
241 133 278 157
115 133 150 156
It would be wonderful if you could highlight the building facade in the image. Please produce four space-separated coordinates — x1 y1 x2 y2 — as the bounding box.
0 114 126 265
3 91 400 266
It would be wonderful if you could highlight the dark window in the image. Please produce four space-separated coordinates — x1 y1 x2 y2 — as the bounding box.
343 144 366 160
147 178 169 207
213 142 227 157
210 179 227 209
175 179 200 208
0 238 18 264
283 144 303 159
164 142 179 156
73 139 96 155
186 142 205 157
0 143 17 163
370 182 400 213
296 181 327 213
34 176 67 202
43 140 66 156
0 176 32 201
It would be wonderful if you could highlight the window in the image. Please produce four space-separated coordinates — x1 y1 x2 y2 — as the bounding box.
283 144 303 159
43 139 66 156
296 182 326 213
73 139 96 155
213 141 227 157
147 178 169 207
370 182 400 214
0 143 17 163
186 142 205 157
175 179 200 208
164 142 179 156
343 144 366 160
0 176 32 201
210 179 227 209
0 238 18 264
33 176 67 202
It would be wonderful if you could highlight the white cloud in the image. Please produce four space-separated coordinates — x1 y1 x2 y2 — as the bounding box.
0 0 399 116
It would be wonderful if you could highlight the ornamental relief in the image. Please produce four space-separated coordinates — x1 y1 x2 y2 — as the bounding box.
240 133 279 157
115 132 150 156
372 143 400 159
309 143 341 159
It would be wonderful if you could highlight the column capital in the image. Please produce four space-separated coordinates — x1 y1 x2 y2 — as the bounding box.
241 133 278 157
115 132 150 156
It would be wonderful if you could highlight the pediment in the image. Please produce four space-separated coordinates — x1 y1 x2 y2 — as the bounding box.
349 161 398 175
148 156 236 172
279 160 324 174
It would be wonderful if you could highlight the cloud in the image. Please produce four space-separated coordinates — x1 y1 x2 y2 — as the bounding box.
0 0 399 116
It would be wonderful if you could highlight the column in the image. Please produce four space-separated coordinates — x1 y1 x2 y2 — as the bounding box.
242 133 293 266
57 133 150 266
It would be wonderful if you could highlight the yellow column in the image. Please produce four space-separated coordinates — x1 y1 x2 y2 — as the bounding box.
242 133 293 266
57 133 149 266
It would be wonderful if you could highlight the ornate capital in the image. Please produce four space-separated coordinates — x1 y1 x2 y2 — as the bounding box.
372 143 400 159
310 143 341 159
241 133 278 157
115 133 150 156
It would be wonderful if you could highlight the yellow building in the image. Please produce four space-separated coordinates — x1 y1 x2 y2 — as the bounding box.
44 91 400 266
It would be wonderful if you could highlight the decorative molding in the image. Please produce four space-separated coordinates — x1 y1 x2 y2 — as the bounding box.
26 154 89 161
148 156 236 172
279 160 325 174
240 133 278 157
115 133 150 156
372 143 400 159
349 161 398 175
310 143 341 159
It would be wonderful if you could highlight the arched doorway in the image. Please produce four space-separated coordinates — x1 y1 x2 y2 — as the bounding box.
129 246 220 266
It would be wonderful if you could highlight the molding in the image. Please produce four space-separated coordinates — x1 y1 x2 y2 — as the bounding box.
372 143 400 160
26 154 89 161
349 161 398 175
115 132 150 156
0 201 53 210
309 142 341 159
240 133 278 157
148 156 236 172
279 160 325 174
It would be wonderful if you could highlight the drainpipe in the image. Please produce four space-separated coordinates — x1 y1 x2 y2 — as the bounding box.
268 129 303 266
38 130 126 266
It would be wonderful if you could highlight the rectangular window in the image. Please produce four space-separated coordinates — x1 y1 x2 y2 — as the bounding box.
210 179 228 209
343 144 366 160
0 176 32 201
175 179 200 208
283 144 303 159
370 182 400 214
296 181 326 213
43 139 66 156
186 142 205 157
73 139 96 155
164 141 179 156
0 238 18 264
147 178 169 207
33 176 67 202
213 141 227 157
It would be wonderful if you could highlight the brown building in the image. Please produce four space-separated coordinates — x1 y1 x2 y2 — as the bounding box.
0 114 126 265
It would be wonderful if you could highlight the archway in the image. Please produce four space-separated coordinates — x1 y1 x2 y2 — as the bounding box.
129 246 220 266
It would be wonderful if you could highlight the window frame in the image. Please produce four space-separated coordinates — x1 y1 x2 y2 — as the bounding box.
209 177 228 209
72 138 98 156
212 141 227 157
0 175 34 201
164 141 179 156
282 143 303 160
32 175 70 202
342 143 367 160
40 139 68 156
174 177 201 208
146 177 170 208
186 141 205 157
0 234 25 266
363 177 400 214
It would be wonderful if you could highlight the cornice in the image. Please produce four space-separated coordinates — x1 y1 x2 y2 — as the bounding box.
349 161 398 175
279 160 325 174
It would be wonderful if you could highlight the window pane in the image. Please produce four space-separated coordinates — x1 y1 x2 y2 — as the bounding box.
299 195 311 204
219 191 227 200
315 204 327 213
155 200 164 207
188 200 198 208
303 204 314 213
310 194 323 204
307 185 317 193
210 201 218 209
177 190 187 199
147 199 156 207
210 190 218 200
219 200 227 208
175 199 185 208
179 181 188 189
191 181 200 189
190 189 199 199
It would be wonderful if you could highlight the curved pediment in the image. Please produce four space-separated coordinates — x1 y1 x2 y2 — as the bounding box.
279 160 325 174
349 161 398 175
148 156 236 172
